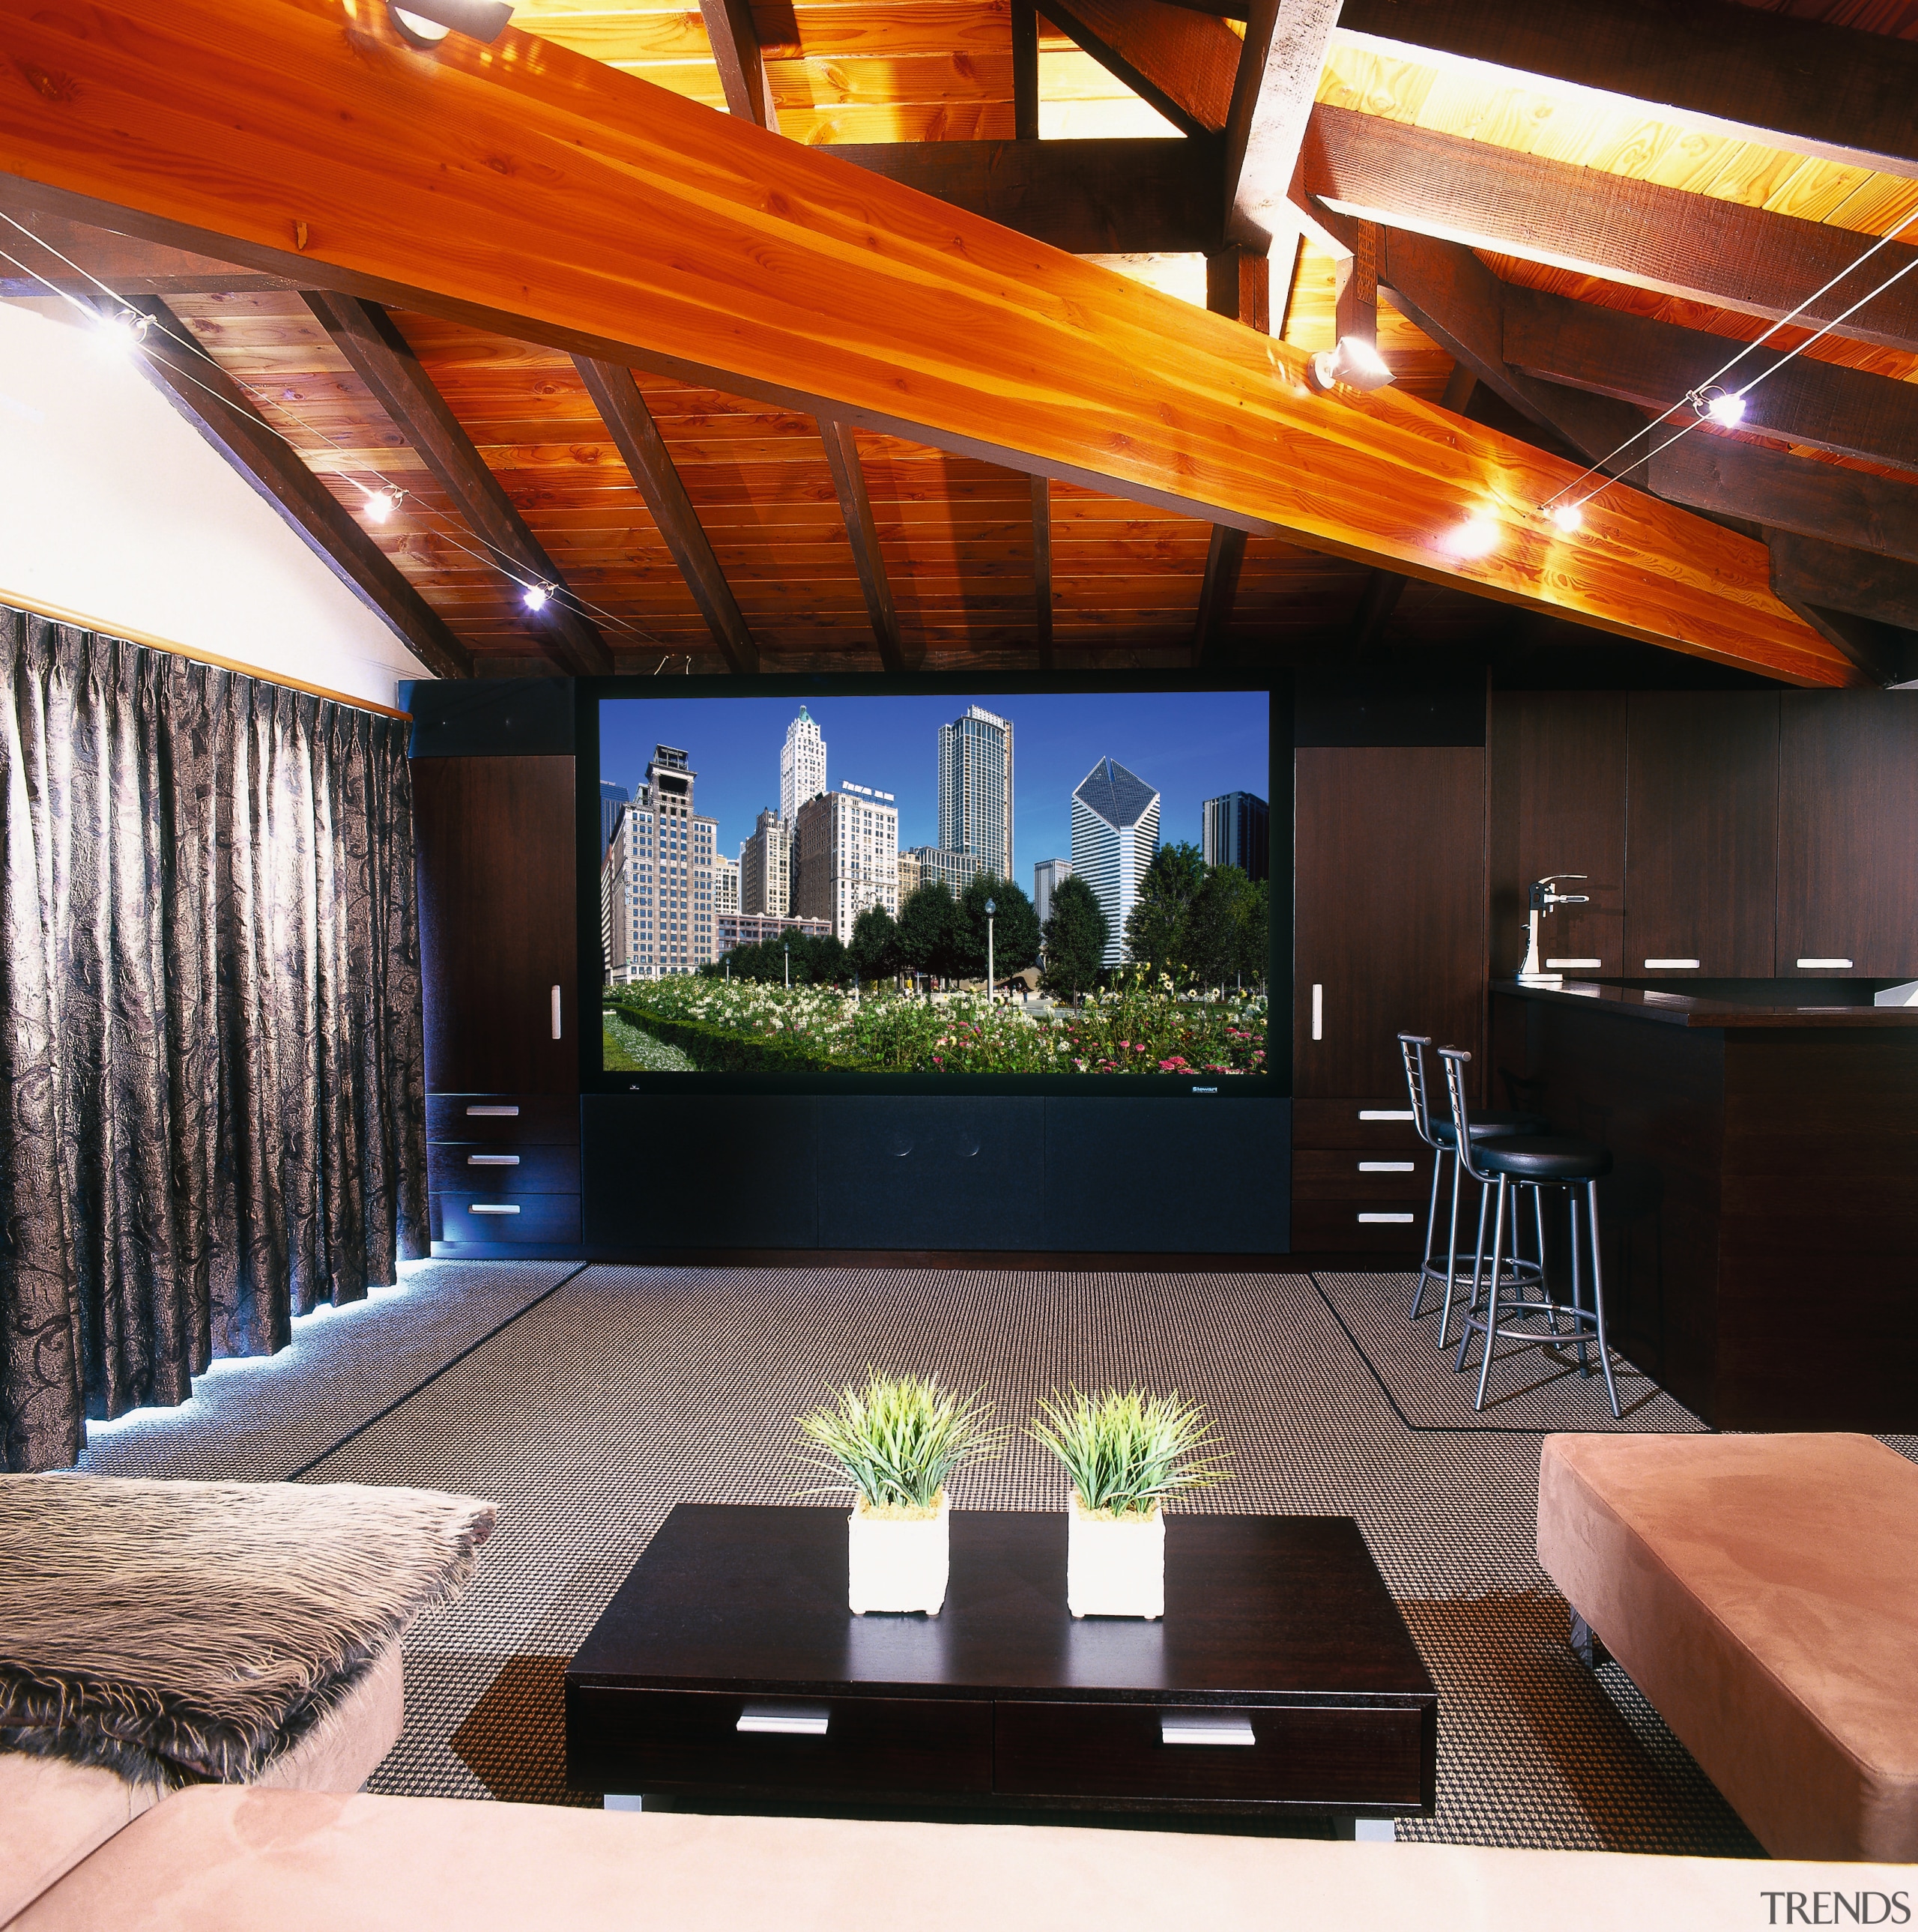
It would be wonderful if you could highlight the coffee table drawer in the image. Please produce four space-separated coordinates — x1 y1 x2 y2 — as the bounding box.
568 1689 992 1796
993 1701 1429 1808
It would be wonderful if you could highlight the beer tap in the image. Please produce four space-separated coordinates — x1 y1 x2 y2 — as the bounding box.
1519 875 1589 983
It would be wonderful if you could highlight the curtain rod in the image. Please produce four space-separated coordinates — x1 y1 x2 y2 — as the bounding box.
0 587 414 721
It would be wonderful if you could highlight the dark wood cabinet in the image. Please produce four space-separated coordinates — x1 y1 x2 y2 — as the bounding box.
414 753 582 1256
1777 692 1918 978
1488 691 1627 979
1292 747 1487 1098
1292 747 1484 1252
1624 694 1779 977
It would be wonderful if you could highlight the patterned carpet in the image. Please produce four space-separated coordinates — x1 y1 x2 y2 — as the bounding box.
1313 1272 1707 1433
258 1264 1768 1854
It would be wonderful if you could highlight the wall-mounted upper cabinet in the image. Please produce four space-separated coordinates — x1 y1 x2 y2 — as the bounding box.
1777 693 1918 978
1488 691 1627 980
1624 694 1779 978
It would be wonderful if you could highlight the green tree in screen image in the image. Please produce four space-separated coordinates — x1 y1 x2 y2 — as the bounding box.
1125 842 1209 984
850 903 901 982
897 880 958 987
954 873 1041 982
1041 873 1110 1002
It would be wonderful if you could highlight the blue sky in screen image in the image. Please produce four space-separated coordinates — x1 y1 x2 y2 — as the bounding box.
599 692 1269 890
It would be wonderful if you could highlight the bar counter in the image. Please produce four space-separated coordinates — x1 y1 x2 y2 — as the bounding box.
1489 981 1918 1429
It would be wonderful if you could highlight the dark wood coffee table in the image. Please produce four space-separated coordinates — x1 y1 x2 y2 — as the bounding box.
566 1506 1436 1833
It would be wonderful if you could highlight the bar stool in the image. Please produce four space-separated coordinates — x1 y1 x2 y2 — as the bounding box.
1438 1046 1621 1419
1399 1033 1546 1347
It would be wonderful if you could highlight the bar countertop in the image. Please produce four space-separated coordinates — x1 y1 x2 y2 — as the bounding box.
1493 979 1918 1028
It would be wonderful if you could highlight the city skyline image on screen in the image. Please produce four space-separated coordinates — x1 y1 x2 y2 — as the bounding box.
598 691 1269 1081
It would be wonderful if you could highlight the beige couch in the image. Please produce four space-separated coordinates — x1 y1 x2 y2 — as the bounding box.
0 1638 403 1925
1537 1431 1918 1862
7 1784 1913 1931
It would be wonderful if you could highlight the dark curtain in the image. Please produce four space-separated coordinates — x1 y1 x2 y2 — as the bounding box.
0 609 427 1472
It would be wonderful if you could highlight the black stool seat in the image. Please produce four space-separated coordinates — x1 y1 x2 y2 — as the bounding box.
1475 1136 1612 1181
1429 1110 1547 1148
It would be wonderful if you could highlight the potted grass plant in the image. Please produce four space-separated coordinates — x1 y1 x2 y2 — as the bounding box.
1030 1388 1229 1619
799 1372 999 1615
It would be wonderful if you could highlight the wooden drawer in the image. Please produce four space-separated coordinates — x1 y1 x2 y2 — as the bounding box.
992 1700 1429 1808
566 1689 992 1797
432 1192 581 1244
1292 1148 1433 1200
427 1093 578 1145
1289 1197 1426 1251
1292 1098 1421 1151
429 1142 581 1195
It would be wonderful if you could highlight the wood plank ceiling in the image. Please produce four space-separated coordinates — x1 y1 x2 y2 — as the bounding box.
2 0 1914 679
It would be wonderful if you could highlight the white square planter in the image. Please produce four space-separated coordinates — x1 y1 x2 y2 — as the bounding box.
847 1492 949 1614
1067 1494 1165 1619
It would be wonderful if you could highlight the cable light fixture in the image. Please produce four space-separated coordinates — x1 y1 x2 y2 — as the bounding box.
0 210 665 646
387 1 515 49
1307 335 1396 393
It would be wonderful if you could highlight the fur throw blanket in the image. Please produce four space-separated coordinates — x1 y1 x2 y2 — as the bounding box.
0 1475 496 1789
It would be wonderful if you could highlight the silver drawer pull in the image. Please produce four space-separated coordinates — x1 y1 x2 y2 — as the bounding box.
1358 1109 1413 1121
1643 959 1698 969
738 1702 830 1736
1797 957 1853 969
1161 1711 1256 1747
1546 957 1601 969
468 1154 521 1166
467 1104 520 1116
468 1203 521 1215
1358 1160 1414 1172
1358 1211 1415 1223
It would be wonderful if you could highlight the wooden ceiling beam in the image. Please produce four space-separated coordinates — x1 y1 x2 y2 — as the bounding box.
1012 1 1041 144
1192 525 1247 667
1031 476 1054 670
1767 579 1918 689
1649 435 1918 573
0 210 291 297
112 296 470 679
1223 0 1343 253
303 292 612 676
698 0 779 132
572 357 757 675
0 0 1854 686
1307 104 1918 359
1767 530 1918 638
1041 0 1238 136
1336 0 1918 182
1349 565 1408 661
818 420 914 673
1501 284 1918 475
829 140 1219 254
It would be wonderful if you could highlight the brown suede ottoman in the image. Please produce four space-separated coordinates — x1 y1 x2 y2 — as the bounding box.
1537 1432 1918 1862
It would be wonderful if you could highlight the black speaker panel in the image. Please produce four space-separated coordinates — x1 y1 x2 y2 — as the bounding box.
405 677 575 757
1041 1099 1289 1253
814 1097 1043 1250
583 1094 818 1250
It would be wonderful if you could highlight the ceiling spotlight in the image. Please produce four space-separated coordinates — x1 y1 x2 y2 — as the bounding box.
387 0 514 46
1547 500 1584 533
1307 335 1396 394
363 487 404 524
1445 514 1501 560
102 307 151 353
1689 384 1746 427
523 581 552 613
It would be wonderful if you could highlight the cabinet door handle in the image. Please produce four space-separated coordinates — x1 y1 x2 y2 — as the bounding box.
738 1701 830 1736
1644 958 1699 969
468 1203 521 1216
1310 984 1323 1041
551 985 563 1041
1797 957 1853 969
468 1154 520 1166
1161 1710 1256 1747
1358 1160 1414 1172
1358 1211 1415 1224
467 1104 520 1117
1358 1109 1413 1121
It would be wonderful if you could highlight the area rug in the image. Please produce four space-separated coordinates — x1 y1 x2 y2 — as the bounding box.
1313 1272 1708 1434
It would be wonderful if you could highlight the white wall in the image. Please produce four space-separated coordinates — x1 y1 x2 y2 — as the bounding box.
0 302 430 709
